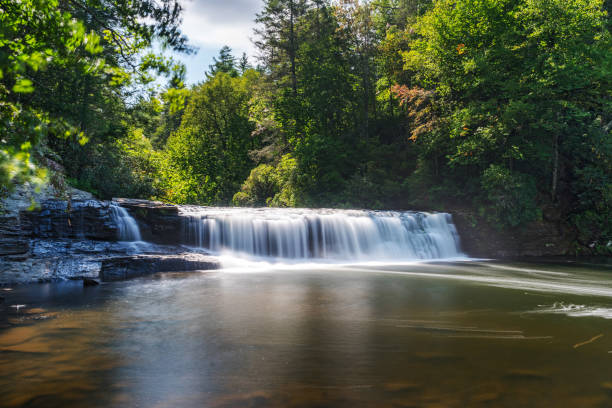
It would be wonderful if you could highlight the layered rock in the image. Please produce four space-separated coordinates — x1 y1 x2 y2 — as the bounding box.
113 198 182 244
1 183 586 285
22 199 118 241
452 211 574 258
0 188 216 284
100 253 219 282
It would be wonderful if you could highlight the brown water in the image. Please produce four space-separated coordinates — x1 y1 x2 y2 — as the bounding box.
1 260 611 407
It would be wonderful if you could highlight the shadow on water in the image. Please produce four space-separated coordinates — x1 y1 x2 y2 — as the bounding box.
1 261 612 407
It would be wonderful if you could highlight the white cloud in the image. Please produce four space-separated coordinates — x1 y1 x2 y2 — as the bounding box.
181 0 261 56
173 0 262 83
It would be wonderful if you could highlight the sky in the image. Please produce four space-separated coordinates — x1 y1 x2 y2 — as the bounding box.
175 0 263 84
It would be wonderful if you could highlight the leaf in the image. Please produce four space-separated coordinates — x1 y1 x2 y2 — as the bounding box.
13 78 34 93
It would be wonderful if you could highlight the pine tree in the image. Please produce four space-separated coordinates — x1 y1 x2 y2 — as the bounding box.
254 0 310 95
207 46 238 78
238 52 252 74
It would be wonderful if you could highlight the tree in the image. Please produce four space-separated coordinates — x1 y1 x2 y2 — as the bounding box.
161 71 260 204
0 0 102 195
0 0 192 199
238 52 252 74
255 0 310 95
401 0 612 238
208 46 238 78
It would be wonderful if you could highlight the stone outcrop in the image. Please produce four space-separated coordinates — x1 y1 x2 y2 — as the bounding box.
0 213 29 258
113 198 183 244
1 182 588 285
22 199 118 241
452 211 574 258
100 253 219 282
0 187 217 285
0 239 135 284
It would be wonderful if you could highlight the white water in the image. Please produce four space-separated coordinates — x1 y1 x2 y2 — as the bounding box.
110 204 142 241
532 303 612 319
181 207 463 261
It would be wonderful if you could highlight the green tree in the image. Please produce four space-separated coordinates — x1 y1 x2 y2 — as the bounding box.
400 0 612 240
1 0 192 199
161 71 260 204
0 0 102 195
208 46 238 78
238 52 252 74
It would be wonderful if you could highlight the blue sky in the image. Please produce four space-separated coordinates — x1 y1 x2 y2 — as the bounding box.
174 0 262 84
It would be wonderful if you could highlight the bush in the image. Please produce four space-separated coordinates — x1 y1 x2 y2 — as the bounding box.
232 164 278 206
232 154 299 207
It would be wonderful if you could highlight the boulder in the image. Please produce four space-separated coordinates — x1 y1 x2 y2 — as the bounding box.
100 253 219 282
83 278 100 287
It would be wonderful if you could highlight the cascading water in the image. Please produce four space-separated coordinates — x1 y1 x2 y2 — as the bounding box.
182 207 463 261
110 204 142 241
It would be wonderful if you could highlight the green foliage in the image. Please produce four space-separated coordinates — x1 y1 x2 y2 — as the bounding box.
568 123 612 253
480 165 540 227
160 71 259 204
208 46 238 78
3 0 610 255
233 154 298 207
0 0 102 195
400 0 612 241
233 164 277 206
0 0 192 200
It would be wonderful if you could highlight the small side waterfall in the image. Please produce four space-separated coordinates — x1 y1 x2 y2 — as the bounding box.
182 208 462 261
110 204 142 241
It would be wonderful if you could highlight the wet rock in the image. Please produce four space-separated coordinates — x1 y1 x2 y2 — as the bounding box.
452 210 574 258
0 238 139 284
100 254 220 282
22 199 117 241
0 296 4 303
0 213 30 257
113 198 182 245
83 278 100 287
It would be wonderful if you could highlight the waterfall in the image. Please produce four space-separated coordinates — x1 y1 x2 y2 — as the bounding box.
182 208 463 261
110 204 142 241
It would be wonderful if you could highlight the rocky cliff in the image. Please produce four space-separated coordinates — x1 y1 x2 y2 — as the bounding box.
452 211 575 258
0 187 217 285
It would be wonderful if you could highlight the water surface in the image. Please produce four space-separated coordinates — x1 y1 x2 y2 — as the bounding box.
1 261 611 407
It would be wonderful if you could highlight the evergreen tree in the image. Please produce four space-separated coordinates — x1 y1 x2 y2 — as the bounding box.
207 46 238 78
238 52 252 74
254 0 310 95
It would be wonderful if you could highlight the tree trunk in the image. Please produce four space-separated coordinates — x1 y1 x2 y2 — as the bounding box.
289 0 297 97
551 132 559 202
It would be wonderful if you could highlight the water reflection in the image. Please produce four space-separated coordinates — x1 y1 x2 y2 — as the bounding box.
1 262 611 407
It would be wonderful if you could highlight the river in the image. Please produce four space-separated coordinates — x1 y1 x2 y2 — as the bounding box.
1 259 611 407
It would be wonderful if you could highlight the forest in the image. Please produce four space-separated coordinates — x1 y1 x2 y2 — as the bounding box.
1 0 611 254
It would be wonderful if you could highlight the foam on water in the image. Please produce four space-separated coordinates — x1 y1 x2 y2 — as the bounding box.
532 302 612 319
